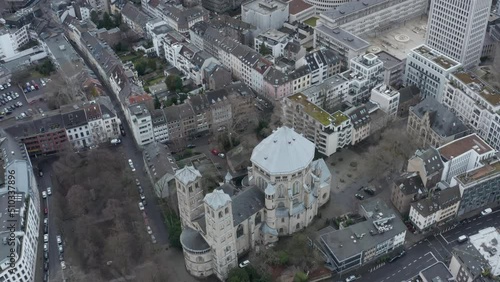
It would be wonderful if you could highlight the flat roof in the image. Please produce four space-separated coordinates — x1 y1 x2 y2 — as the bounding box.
319 199 406 261
452 71 500 107
288 0 313 15
288 93 347 126
413 45 459 70
321 0 388 21
375 51 402 69
469 227 500 276
456 160 500 185
315 25 370 51
419 262 454 282
438 134 494 162
242 0 288 15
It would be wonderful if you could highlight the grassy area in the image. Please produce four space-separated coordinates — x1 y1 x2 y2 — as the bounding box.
119 53 141 63
288 93 332 126
145 75 165 86
304 17 319 27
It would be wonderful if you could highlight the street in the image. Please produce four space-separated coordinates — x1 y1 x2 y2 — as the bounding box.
353 210 500 282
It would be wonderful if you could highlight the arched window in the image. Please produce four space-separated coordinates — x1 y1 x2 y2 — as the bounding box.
292 181 300 195
225 207 229 214
278 202 285 209
278 184 285 198
296 223 300 230
197 256 204 262
189 186 193 192
219 211 223 218
255 213 262 225
236 225 244 238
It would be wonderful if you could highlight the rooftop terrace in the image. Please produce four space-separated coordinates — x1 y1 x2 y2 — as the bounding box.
457 160 500 185
288 93 348 126
453 71 500 107
414 45 458 70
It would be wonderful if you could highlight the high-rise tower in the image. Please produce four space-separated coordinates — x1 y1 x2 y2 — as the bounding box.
425 0 491 68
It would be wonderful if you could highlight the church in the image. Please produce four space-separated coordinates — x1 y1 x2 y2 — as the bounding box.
175 126 332 281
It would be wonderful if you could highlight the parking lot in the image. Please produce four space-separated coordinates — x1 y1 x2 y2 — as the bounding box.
0 77 50 121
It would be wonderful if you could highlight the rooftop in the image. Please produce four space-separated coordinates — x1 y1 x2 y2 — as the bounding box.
288 0 313 15
319 199 406 261
242 0 289 15
456 160 500 185
411 186 461 217
231 186 266 226
453 242 490 279
394 172 425 196
452 71 500 107
315 25 370 51
321 0 389 21
288 93 347 126
250 126 315 175
411 97 468 139
175 165 202 186
180 227 210 252
375 51 403 69
469 227 500 276
419 262 455 282
413 45 459 70
438 134 494 162
413 147 443 176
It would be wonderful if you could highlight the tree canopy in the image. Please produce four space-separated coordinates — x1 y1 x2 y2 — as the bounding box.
165 75 183 91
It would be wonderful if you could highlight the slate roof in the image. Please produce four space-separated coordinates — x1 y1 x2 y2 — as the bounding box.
204 189 231 210
264 67 290 84
206 88 229 104
411 186 461 217
191 50 212 68
61 108 87 129
398 85 420 104
411 97 468 139
414 148 443 176
394 172 425 196
346 105 370 129
251 127 315 175
175 165 201 185
231 186 265 226
121 2 150 28
189 94 210 114
180 227 210 251
177 103 195 119
453 242 490 279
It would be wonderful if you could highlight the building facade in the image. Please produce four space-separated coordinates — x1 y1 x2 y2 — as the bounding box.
404 45 461 103
426 0 491 68
241 0 289 31
370 84 400 117
177 127 331 280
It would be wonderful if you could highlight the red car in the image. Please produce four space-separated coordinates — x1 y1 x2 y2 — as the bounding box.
44 208 48 214
211 149 219 156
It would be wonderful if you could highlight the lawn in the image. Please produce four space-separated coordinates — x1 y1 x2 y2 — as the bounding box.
304 17 319 27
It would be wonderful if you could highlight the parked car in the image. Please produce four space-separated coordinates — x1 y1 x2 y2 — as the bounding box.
43 243 48 252
187 144 196 148
135 178 140 186
218 153 225 158
140 194 146 202
44 234 48 243
345 275 357 282
42 191 47 198
481 208 492 216
138 202 145 211
58 245 64 253
44 207 48 214
44 261 49 271
458 235 468 243
239 260 250 268
355 194 364 200
146 226 153 234
47 187 52 195
363 187 375 195
110 138 121 145
61 261 66 270
57 235 62 245
211 149 220 156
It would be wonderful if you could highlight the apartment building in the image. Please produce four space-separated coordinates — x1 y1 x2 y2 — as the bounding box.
120 2 150 37
143 3 207 33
407 148 444 189
317 199 406 273
314 27 370 67
443 71 500 152
254 29 292 58
345 105 371 145
0 25 32 62
295 48 342 86
376 51 405 88
62 108 92 148
391 172 426 215
426 0 491 68
301 74 349 112
405 45 461 103
370 84 399 117
409 186 461 231
438 134 496 185
241 0 289 31
263 67 291 101
127 103 154 146
283 93 352 156
407 97 469 149
341 53 384 105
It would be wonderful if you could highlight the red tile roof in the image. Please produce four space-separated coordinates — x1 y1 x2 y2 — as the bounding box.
288 0 313 15
129 94 153 105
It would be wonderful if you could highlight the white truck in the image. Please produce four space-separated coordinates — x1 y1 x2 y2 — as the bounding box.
110 138 121 145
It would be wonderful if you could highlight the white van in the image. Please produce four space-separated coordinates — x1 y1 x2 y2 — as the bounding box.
481 208 493 216
458 235 468 243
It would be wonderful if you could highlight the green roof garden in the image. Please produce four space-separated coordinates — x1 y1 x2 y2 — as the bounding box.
304 17 318 27
288 94 349 126
453 72 500 106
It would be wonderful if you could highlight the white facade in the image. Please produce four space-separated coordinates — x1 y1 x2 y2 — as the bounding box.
301 74 349 111
254 29 290 58
303 0 348 12
0 160 40 282
443 71 500 152
426 0 491 68
241 0 289 31
317 0 428 36
370 84 400 117
342 53 384 105
66 124 92 148
409 190 460 231
405 45 461 103
127 104 154 146
0 26 31 62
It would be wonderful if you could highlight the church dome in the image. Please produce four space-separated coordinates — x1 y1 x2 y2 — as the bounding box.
250 127 315 175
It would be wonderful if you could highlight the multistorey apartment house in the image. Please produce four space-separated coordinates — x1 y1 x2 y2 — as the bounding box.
404 45 462 103
426 0 491 68
140 0 207 33
0 24 33 62
443 70 500 152
5 98 120 156
176 127 331 280
0 131 41 282
341 53 384 105
283 93 352 156
120 2 150 37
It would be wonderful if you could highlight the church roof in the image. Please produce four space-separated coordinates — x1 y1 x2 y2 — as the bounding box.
232 186 266 226
251 127 315 175
175 165 201 185
204 189 231 210
180 227 210 252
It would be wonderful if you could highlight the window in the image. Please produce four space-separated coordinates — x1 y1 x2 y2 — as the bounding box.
219 211 223 218
225 207 229 214
292 181 300 195
236 225 244 238
255 213 262 225
278 184 285 198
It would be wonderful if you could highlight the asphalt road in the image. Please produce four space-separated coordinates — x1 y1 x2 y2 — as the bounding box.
352 210 500 282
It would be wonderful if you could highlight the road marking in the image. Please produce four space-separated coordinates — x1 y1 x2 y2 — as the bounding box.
419 256 422 259
403 267 407 270
414 260 417 263
466 227 472 230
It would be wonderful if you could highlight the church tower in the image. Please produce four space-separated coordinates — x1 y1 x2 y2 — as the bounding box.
262 183 279 244
174 166 204 227
203 190 238 281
